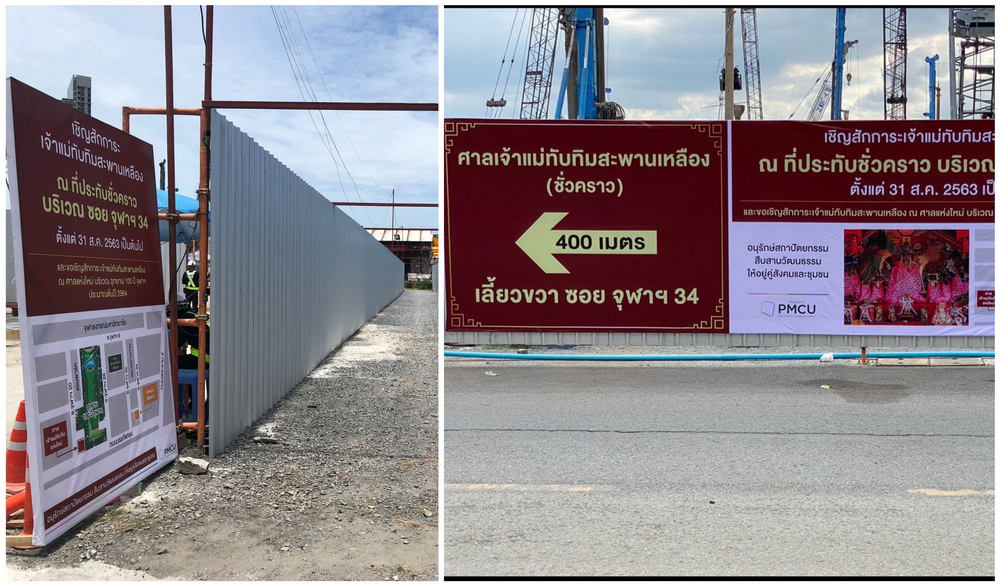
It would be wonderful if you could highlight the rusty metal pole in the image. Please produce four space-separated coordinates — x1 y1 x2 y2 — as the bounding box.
194 5 215 451
163 7 181 427
202 100 436 111
123 106 202 118
860 346 868 365
122 109 202 230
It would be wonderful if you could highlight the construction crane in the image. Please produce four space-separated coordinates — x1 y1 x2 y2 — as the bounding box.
925 54 941 119
830 8 851 120
883 8 908 120
739 8 764 120
800 9 857 122
553 8 624 119
519 8 560 119
949 7 995 119
804 38 857 121
554 8 600 119
489 8 623 120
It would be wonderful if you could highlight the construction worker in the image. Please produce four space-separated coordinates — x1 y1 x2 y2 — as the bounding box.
183 261 200 309
176 305 209 370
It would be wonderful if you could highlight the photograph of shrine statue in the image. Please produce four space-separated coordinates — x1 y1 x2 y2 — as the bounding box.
843 229 971 326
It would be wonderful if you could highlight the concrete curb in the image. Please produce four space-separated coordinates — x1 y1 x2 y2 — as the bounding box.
873 357 993 367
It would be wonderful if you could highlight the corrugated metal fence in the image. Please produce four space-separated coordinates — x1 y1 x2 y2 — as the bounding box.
444 331 993 349
208 112 403 457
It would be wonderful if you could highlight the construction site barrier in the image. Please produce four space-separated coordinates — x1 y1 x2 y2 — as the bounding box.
443 350 995 362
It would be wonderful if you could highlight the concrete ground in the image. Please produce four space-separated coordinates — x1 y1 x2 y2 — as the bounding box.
443 358 994 577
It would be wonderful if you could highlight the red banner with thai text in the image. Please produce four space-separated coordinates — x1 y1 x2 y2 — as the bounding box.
7 78 164 317
444 119 729 332
731 121 994 224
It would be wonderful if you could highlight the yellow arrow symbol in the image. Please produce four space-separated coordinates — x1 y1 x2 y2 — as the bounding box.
515 212 658 274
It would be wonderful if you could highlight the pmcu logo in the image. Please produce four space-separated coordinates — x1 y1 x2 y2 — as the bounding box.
761 301 817 317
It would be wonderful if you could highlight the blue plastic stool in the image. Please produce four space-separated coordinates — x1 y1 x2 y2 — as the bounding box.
176 369 208 423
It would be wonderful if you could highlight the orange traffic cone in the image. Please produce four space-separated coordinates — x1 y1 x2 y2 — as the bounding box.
6 488 24 518
7 455 34 549
6 400 27 494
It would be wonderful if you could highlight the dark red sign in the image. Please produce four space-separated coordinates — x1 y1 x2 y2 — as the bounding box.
731 120 995 223
978 290 995 308
7 78 163 317
444 119 728 332
43 422 70 456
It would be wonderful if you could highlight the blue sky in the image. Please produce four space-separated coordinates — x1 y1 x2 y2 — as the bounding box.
5 4 440 230
443 6 976 122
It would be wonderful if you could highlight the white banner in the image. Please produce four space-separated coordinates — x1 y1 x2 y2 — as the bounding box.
20 306 178 544
8 78 177 545
730 223 994 336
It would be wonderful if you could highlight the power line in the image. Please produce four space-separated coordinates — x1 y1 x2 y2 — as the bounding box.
291 7 392 196
270 6 382 226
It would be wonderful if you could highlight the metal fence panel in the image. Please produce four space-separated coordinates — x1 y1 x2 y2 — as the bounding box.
444 331 994 349
208 112 403 457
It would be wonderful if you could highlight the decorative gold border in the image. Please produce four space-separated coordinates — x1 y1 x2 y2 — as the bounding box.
449 296 482 329
443 120 476 157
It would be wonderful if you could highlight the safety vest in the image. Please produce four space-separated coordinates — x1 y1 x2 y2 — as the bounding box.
184 270 198 291
189 346 210 364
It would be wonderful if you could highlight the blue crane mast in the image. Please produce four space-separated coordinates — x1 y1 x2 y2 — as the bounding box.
831 8 849 120
803 9 856 121
553 8 624 120
925 54 940 119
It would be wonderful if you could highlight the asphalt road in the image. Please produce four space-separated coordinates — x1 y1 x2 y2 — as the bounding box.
442 360 995 578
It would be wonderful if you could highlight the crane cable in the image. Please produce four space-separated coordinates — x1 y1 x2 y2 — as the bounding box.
291 8 392 196
501 19 528 118
487 9 528 118
849 44 862 117
788 62 832 120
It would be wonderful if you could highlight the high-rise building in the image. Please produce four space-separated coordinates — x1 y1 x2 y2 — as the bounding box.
61 74 92 115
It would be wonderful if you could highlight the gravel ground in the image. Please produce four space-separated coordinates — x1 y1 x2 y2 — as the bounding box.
6 289 439 581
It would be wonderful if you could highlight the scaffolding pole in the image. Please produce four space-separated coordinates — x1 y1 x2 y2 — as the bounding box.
123 8 438 454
